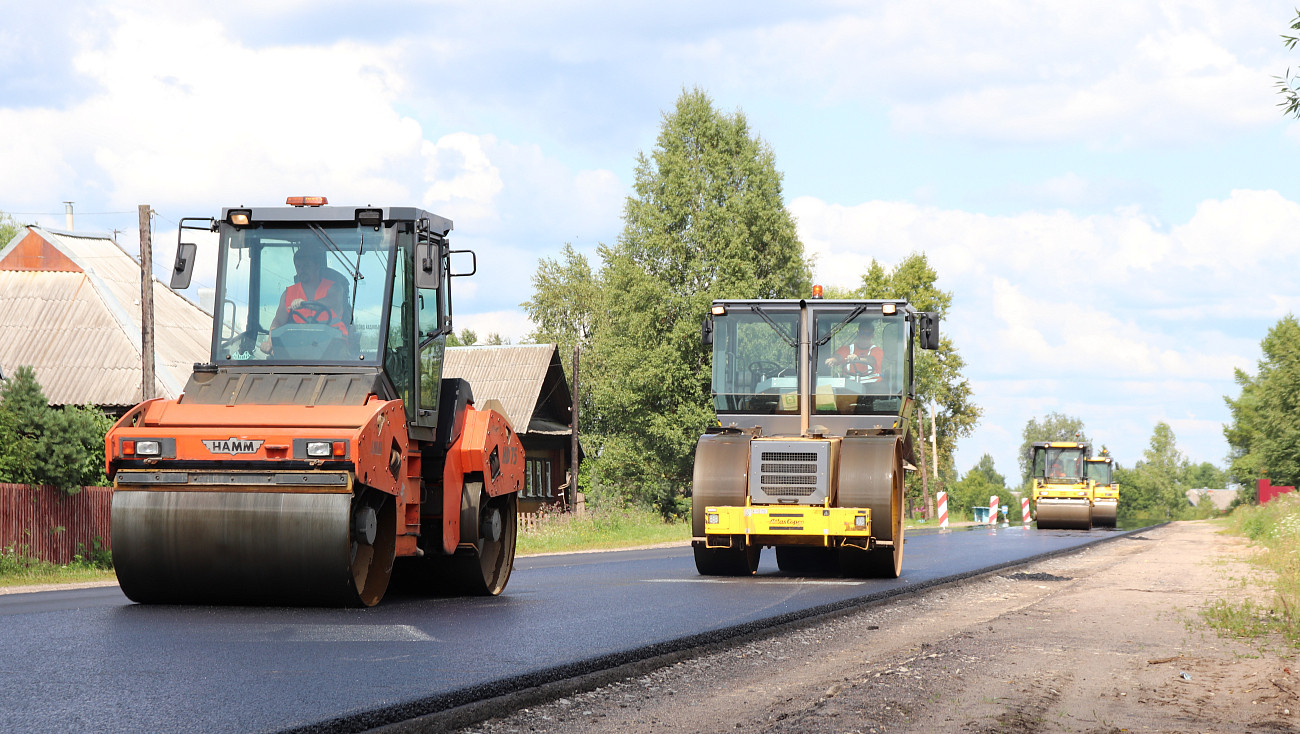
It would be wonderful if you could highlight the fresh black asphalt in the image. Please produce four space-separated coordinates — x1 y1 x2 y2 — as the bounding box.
0 524 1139 733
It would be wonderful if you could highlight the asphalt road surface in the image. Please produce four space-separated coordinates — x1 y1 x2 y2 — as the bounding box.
0 524 1137 733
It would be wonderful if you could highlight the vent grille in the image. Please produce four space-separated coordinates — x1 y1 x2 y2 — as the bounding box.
749 440 830 505
761 462 816 475
762 451 817 462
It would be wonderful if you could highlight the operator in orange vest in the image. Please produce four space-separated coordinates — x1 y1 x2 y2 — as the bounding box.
259 244 349 353
824 327 883 379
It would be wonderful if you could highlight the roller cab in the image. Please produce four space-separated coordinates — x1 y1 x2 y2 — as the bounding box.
106 200 523 606
1085 452 1119 528
692 296 939 578
1030 441 1092 530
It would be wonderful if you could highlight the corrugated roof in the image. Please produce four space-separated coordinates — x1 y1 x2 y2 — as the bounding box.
0 227 212 407
443 344 564 433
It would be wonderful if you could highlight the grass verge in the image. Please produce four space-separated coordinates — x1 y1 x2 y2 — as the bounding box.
0 544 115 588
517 506 690 555
1201 495 1300 646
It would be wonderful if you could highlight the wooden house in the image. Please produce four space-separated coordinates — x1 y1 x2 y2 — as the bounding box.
443 344 580 512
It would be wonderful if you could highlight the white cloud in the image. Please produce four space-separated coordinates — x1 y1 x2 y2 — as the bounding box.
670 1 1282 146
454 310 536 344
793 186 1299 474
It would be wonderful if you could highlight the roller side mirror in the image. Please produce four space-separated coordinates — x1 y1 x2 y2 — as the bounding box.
918 312 940 350
170 242 197 289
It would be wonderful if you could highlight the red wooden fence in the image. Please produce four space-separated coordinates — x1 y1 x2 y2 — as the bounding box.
0 484 112 564
1259 478 1296 504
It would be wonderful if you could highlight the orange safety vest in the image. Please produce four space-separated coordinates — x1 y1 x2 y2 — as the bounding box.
838 343 882 376
284 279 348 337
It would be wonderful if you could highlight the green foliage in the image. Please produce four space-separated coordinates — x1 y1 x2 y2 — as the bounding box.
0 366 112 492
1202 495 1300 647
1018 412 1089 486
949 453 1008 520
1184 461 1228 489
583 88 811 517
1116 421 1193 525
856 253 980 511
1224 315 1300 492
446 328 478 347
0 539 114 586
521 243 600 361
483 332 510 345
0 211 24 247
515 505 690 555
1275 11 1300 119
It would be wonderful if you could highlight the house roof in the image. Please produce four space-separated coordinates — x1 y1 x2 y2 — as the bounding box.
0 226 212 407
443 344 573 435
1186 487 1237 511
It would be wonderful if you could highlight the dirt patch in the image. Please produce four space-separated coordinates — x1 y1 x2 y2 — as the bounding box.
458 521 1300 733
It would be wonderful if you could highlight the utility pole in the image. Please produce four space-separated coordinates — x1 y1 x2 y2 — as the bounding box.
570 344 580 513
138 205 156 401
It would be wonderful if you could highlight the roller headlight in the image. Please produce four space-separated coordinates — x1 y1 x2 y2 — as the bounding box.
306 441 331 457
135 440 161 456
854 515 866 528
706 513 720 524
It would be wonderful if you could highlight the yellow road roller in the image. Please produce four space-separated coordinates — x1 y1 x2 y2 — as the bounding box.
692 295 940 578
1030 441 1092 530
1085 450 1119 527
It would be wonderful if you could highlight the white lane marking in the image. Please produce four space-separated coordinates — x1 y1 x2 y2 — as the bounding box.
217 624 438 642
646 579 864 585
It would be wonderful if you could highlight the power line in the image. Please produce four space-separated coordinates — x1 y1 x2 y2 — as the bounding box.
5 210 137 216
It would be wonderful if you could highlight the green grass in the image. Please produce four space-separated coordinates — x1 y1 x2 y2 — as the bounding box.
516 506 690 555
1200 494 1300 646
0 544 115 588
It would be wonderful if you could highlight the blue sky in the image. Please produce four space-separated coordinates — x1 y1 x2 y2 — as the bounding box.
2 0 1297 485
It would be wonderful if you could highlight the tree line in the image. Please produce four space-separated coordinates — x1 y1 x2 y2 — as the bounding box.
0 366 112 492
940 412 1229 525
522 89 980 517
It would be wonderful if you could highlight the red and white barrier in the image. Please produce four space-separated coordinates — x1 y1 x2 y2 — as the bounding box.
1021 497 1031 525
936 491 948 529
989 495 999 525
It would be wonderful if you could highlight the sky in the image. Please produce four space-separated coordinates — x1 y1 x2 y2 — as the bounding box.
2 0 1298 485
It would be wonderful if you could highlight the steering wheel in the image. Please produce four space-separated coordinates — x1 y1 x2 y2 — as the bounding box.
749 360 783 376
288 299 339 325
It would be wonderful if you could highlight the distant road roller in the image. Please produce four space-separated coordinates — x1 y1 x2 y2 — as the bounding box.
1085 450 1119 527
105 198 523 606
1030 441 1092 530
692 294 940 578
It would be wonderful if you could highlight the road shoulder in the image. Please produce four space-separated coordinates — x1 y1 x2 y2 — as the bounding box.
461 521 1299 733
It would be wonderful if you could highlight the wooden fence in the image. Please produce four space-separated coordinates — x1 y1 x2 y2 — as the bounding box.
0 484 112 564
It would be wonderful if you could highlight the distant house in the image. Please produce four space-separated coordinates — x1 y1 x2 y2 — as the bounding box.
0 226 211 410
443 344 580 512
1186 487 1238 512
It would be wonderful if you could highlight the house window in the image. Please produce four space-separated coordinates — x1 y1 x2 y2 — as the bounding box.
524 458 552 499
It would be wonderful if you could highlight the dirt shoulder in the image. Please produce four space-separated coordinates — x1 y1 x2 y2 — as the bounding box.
460 521 1299 734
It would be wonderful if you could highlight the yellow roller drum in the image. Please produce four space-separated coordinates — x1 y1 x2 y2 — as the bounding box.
1035 498 1092 530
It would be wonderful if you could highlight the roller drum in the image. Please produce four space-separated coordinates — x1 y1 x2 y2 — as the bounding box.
690 433 751 537
112 489 390 606
1035 498 1092 530
1092 499 1118 528
839 435 905 578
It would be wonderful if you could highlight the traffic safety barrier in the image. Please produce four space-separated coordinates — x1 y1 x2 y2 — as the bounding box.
1022 497 1031 524
936 491 948 529
988 495 999 525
